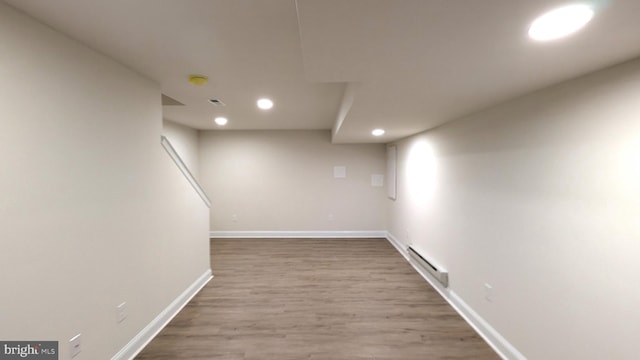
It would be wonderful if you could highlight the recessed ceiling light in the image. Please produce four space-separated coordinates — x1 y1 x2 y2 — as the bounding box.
214 117 228 126
257 98 274 110
372 129 385 136
528 4 594 41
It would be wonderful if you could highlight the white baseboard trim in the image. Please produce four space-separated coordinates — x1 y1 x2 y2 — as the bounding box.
385 232 526 360
111 269 213 360
209 230 388 239
385 231 409 259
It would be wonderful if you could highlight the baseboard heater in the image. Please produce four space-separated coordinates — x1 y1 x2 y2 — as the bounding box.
407 246 449 288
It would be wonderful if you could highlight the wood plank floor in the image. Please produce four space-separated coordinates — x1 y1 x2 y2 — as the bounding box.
135 238 499 360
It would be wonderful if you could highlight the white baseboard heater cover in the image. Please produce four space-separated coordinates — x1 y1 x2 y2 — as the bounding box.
408 246 449 288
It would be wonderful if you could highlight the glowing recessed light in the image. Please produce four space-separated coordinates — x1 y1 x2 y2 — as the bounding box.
257 98 274 110
528 4 594 41
372 129 385 136
214 116 228 126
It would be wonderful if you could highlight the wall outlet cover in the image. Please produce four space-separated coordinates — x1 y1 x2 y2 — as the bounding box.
69 334 81 358
116 302 127 323
484 283 493 302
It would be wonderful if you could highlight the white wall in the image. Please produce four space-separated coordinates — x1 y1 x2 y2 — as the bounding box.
0 3 210 359
388 57 640 359
200 130 387 232
163 119 200 178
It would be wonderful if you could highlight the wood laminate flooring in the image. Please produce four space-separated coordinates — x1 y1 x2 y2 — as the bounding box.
135 238 500 360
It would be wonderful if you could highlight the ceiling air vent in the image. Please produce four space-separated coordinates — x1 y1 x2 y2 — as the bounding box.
208 99 226 106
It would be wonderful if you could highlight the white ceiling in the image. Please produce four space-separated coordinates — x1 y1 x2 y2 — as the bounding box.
6 0 640 143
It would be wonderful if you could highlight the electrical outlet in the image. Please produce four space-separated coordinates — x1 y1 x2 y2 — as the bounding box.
484 283 493 302
116 302 127 323
231 214 238 223
69 334 81 358
328 213 334 221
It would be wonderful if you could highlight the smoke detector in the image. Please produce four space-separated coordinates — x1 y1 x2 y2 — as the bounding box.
188 75 208 86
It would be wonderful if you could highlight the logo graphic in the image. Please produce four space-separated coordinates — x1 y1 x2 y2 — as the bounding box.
0 342 57 359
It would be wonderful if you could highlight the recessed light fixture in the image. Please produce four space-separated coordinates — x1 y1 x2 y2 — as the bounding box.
214 117 228 126
528 4 594 41
372 129 385 136
257 98 274 110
